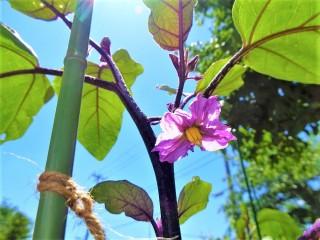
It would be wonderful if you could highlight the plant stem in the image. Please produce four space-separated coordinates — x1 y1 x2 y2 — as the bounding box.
174 0 186 108
180 93 196 109
150 218 161 237
33 1 94 239
114 84 181 238
148 116 162 123
203 48 245 97
42 0 72 28
237 140 262 240
39 1 182 237
0 67 116 92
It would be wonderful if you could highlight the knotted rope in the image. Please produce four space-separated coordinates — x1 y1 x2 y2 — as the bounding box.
37 171 105 240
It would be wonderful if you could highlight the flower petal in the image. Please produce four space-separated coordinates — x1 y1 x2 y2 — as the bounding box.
152 136 193 163
174 109 194 128
160 110 192 134
201 136 229 151
189 94 221 124
200 121 236 151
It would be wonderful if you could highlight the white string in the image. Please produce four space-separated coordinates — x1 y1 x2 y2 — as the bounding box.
105 223 179 240
2 151 43 172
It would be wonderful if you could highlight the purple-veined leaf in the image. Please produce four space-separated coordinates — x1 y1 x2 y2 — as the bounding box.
53 49 143 160
91 180 154 222
144 0 197 51
233 0 320 84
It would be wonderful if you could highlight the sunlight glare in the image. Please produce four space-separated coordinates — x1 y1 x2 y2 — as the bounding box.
134 5 144 15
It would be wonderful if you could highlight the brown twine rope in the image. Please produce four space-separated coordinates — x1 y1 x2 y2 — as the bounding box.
37 171 105 240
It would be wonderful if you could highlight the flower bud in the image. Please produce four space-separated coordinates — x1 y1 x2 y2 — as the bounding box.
100 37 111 62
193 75 203 81
169 53 180 72
187 55 199 72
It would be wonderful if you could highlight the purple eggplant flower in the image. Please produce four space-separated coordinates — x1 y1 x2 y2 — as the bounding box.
153 94 236 163
299 219 320 240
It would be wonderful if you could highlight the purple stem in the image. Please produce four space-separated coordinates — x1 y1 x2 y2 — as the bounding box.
180 92 196 109
0 65 181 238
203 48 245 97
173 0 186 109
148 116 162 123
0 67 115 91
39 1 181 237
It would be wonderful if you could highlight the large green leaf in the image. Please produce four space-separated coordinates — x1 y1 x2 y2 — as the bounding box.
8 0 76 21
256 208 301 240
0 24 53 144
233 0 320 84
178 176 212 224
196 58 246 96
143 0 196 51
54 49 143 160
98 49 144 89
91 180 154 222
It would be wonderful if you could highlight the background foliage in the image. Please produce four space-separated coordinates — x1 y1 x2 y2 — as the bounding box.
0 204 31 240
190 0 320 237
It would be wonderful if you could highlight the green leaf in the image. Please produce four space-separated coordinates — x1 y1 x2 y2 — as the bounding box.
156 84 177 95
233 0 320 84
144 0 197 51
99 49 144 89
54 49 143 160
178 176 212 224
196 58 245 96
256 208 301 240
91 180 154 222
0 24 53 144
8 0 76 21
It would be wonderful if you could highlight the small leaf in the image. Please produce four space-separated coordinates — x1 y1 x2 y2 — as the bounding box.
233 0 320 84
8 0 76 21
0 24 53 144
54 49 143 160
156 84 177 95
196 58 245 96
144 0 197 50
178 176 212 224
91 180 154 222
256 208 301 240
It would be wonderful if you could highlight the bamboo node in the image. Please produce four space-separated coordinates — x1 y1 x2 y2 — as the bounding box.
37 171 105 240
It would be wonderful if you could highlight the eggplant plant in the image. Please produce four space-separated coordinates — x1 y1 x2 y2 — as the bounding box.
0 0 319 239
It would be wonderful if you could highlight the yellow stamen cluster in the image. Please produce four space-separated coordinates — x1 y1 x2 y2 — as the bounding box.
185 126 202 145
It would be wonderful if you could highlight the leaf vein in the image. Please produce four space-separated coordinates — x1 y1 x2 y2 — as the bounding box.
248 0 272 45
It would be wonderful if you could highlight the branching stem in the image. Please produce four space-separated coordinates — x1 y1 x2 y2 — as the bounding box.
180 93 196 109
174 0 187 109
203 48 245 97
39 1 181 238
0 67 116 92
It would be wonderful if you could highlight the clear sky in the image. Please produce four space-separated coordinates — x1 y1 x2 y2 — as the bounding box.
1 1 233 239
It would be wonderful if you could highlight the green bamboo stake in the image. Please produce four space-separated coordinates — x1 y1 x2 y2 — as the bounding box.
33 1 94 239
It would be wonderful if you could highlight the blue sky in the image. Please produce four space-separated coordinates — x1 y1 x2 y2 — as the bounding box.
1 1 234 239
